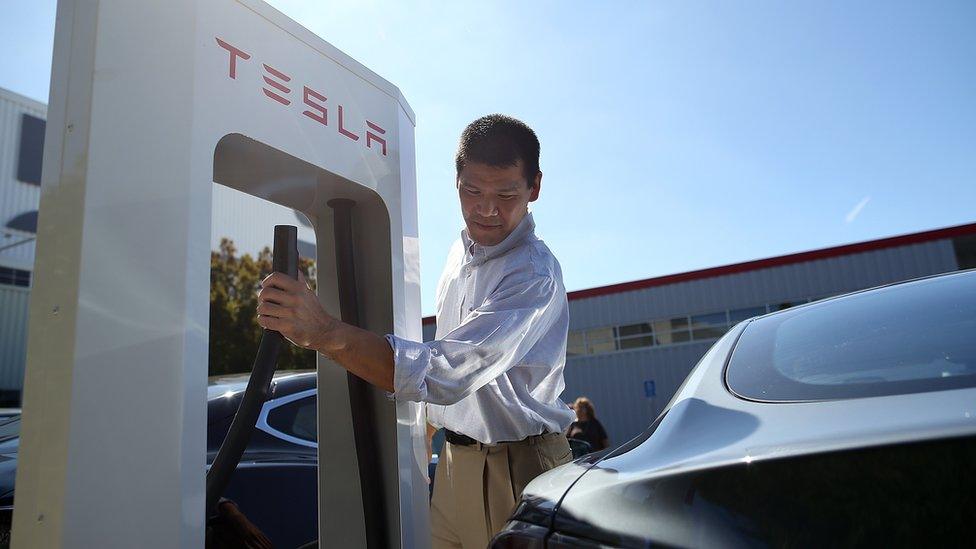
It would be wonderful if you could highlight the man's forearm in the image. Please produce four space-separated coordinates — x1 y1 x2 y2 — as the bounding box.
314 321 395 393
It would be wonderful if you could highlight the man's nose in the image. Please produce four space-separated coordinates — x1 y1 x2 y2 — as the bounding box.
476 198 498 217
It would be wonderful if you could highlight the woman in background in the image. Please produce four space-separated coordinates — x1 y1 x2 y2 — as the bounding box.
567 397 609 451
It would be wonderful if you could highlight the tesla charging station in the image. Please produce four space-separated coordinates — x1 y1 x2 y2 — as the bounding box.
12 0 429 547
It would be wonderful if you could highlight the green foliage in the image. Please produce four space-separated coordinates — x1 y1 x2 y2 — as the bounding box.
209 238 317 376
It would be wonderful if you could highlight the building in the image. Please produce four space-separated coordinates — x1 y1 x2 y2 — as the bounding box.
423 223 976 445
0 88 46 404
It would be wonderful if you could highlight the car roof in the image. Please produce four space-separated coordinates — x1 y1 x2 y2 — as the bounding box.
207 369 316 401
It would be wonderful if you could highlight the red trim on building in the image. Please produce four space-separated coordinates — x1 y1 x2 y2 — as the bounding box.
568 222 976 301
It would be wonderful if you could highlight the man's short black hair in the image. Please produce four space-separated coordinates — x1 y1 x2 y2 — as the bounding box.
455 114 541 187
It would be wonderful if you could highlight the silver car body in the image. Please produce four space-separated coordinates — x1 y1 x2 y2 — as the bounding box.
522 271 976 545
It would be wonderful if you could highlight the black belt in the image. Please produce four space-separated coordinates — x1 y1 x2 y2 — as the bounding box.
445 429 551 446
444 429 479 446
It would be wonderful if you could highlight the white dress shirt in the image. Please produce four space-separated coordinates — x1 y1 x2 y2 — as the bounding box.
386 212 576 444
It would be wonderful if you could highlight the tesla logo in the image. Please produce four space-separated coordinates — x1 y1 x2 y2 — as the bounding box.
216 37 388 157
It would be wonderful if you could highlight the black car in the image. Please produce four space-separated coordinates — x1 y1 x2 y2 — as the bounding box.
207 370 319 548
0 371 322 549
493 270 976 548
0 415 18 547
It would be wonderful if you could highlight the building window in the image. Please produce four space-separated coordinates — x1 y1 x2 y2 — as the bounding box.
691 312 729 340
565 298 820 358
616 322 655 350
651 318 690 345
954 235 976 270
6 211 39 234
730 306 766 325
567 331 585 356
17 114 45 185
0 267 31 287
584 327 615 354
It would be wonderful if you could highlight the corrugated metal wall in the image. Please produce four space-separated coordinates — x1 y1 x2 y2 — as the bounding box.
569 241 959 330
211 182 317 258
0 87 46 272
564 239 961 444
0 285 30 396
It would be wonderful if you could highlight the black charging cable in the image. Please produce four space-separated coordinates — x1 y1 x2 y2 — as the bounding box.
205 225 298 519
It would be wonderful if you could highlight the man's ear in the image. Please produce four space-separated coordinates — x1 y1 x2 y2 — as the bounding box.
529 172 542 202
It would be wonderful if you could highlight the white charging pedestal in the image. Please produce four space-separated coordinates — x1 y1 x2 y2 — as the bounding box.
12 1 428 547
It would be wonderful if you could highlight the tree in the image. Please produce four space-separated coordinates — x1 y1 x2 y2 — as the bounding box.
209 238 317 376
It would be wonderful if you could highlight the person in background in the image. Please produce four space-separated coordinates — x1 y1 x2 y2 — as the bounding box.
567 397 609 452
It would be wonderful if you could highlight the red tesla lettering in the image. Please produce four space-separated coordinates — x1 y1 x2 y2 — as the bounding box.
262 64 292 106
337 105 360 141
366 121 387 156
215 37 250 79
302 86 328 126
214 37 389 157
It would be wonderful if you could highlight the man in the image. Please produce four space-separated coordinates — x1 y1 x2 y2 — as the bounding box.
257 114 575 547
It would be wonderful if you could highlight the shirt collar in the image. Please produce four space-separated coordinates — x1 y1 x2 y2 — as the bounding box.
461 212 536 265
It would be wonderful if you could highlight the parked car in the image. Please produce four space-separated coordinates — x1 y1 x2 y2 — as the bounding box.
0 414 19 547
0 371 321 549
207 370 319 548
492 269 976 548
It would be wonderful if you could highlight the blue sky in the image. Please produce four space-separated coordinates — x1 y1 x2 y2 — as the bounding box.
2 1 974 315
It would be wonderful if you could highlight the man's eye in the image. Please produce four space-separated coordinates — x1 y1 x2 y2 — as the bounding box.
464 188 480 195
499 195 516 200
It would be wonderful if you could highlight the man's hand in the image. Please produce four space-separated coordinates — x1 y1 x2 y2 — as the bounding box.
256 271 338 351
215 500 274 549
255 270 396 392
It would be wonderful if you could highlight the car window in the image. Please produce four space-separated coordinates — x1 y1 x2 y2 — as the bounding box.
267 395 317 442
727 271 976 401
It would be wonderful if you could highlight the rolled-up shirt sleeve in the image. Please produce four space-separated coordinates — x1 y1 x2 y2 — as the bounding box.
386 272 562 405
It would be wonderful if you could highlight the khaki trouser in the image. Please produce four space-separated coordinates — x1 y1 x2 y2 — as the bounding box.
430 432 573 549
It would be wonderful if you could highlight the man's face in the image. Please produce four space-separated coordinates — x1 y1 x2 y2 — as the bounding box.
457 160 541 246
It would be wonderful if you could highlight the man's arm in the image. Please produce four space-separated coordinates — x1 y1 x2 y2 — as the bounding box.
385 270 564 404
257 266 565 405
255 271 395 392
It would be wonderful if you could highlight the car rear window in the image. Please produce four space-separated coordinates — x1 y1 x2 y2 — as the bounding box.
727 271 976 401
267 395 317 442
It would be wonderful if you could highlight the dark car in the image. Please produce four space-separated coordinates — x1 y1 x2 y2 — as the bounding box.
0 371 321 549
0 414 19 546
493 270 976 548
207 370 319 548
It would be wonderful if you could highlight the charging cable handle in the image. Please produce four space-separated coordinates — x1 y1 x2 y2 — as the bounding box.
205 225 298 518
